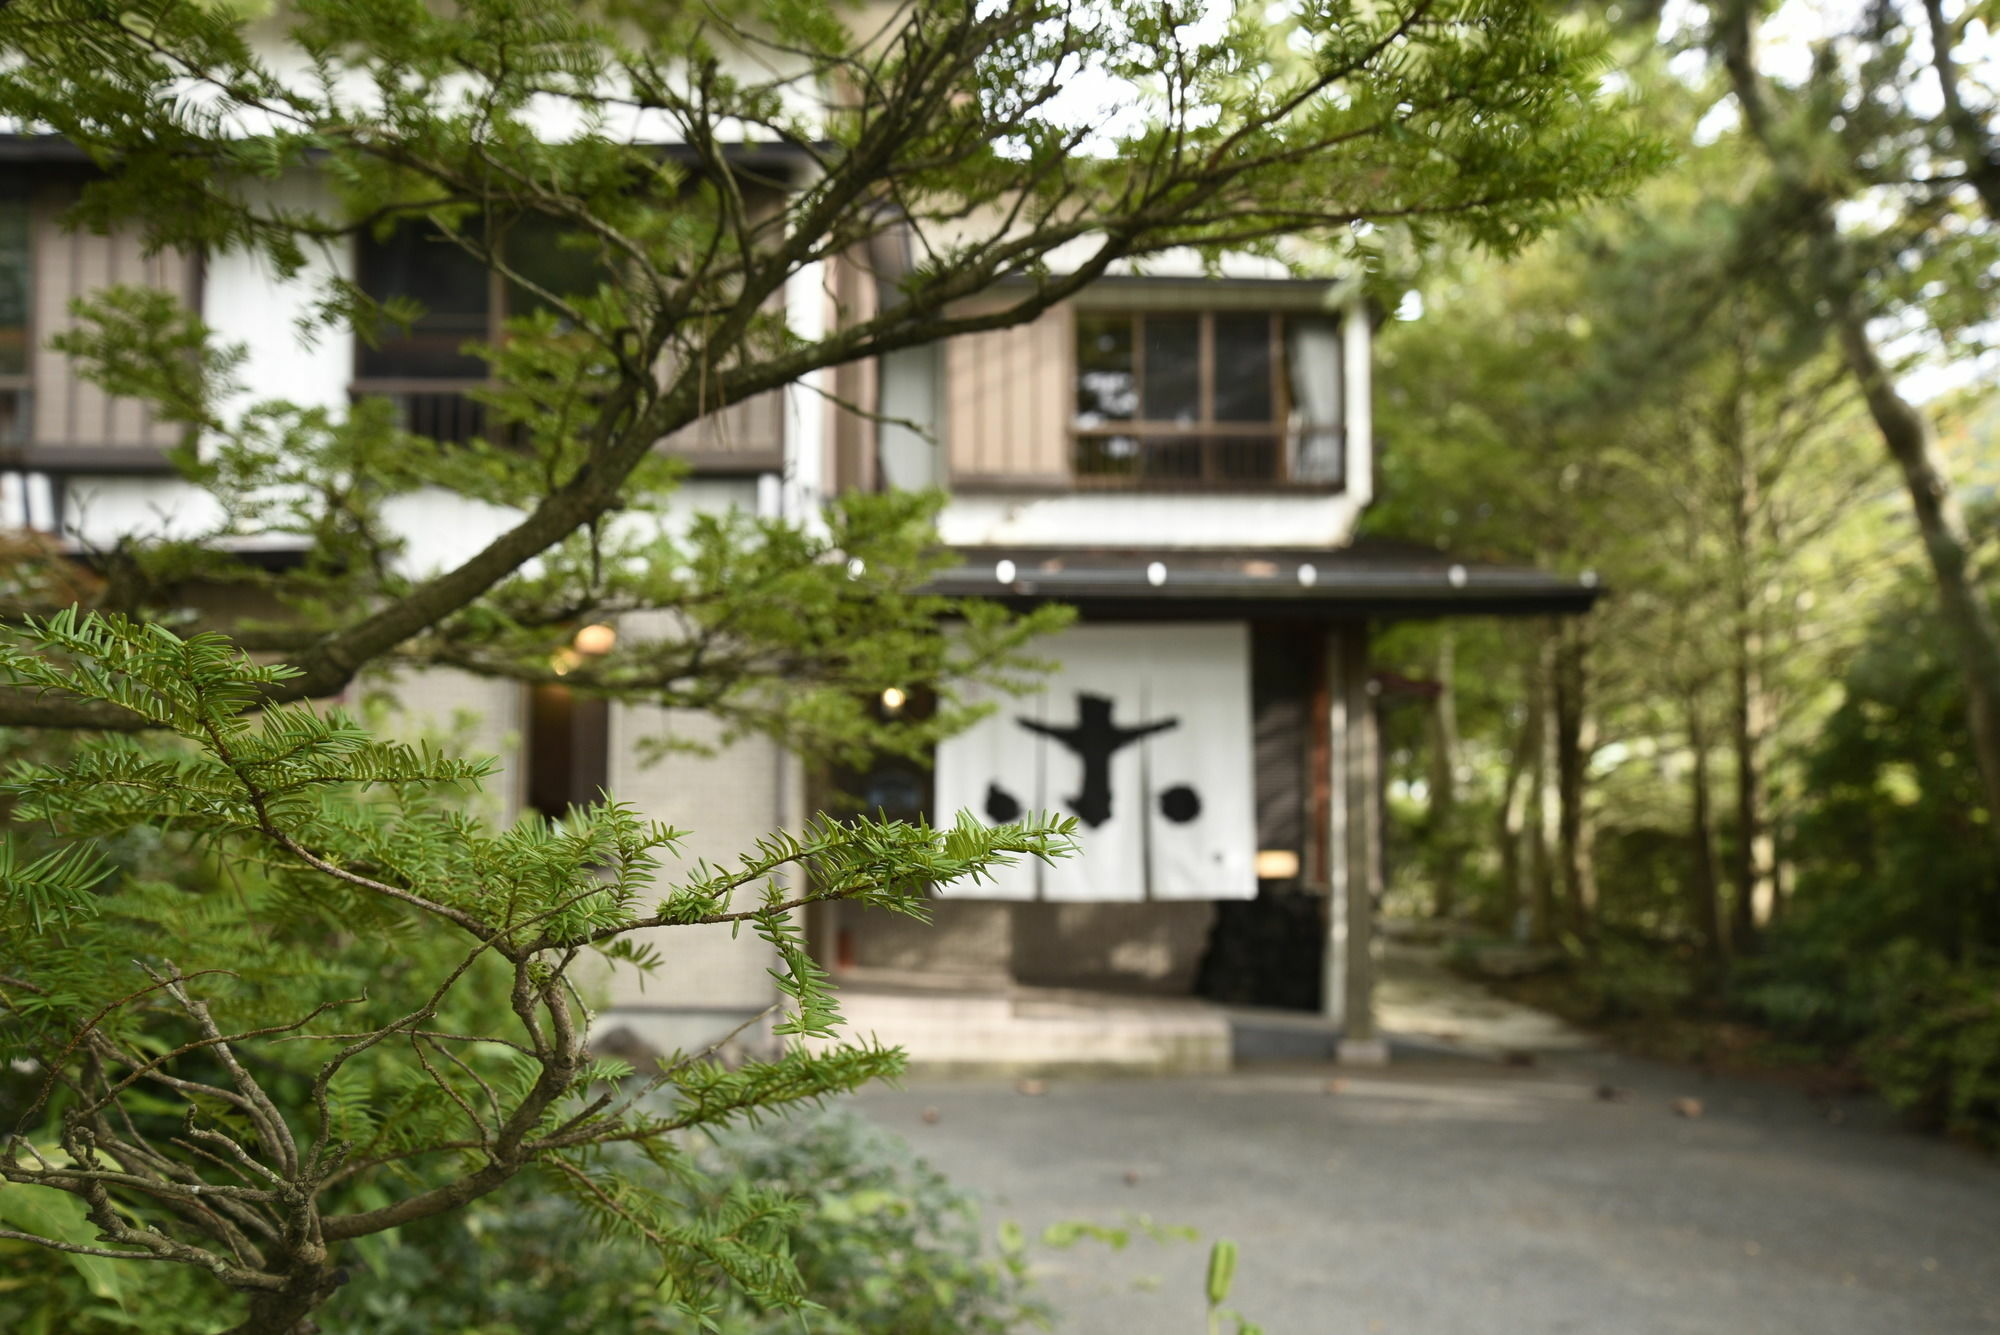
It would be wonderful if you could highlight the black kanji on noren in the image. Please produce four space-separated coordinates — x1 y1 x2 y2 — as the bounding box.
1018 692 1179 828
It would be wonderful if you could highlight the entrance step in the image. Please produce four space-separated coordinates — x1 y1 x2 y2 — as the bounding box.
812 983 1232 1075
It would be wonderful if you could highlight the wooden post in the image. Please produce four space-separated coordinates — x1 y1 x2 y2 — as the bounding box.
1334 625 1388 1064
1320 629 1347 1027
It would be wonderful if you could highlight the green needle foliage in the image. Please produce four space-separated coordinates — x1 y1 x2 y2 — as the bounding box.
0 611 1076 1332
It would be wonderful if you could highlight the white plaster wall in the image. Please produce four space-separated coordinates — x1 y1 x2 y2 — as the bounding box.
204 175 352 414
783 259 830 529
877 343 943 491
592 701 787 1019
1341 293 1374 510
365 666 525 824
62 474 760 573
938 491 1366 550
60 477 226 547
230 17 824 148
369 478 761 577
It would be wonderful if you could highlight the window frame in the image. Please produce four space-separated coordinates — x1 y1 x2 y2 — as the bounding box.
347 218 786 469
350 222 525 391
1068 308 1342 492
0 184 34 447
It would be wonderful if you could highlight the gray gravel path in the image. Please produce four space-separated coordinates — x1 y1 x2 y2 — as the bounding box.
854 1050 2000 1334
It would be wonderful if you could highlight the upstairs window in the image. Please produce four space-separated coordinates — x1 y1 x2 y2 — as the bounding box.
1073 310 1343 489
0 186 30 445
355 224 493 381
353 218 602 443
351 218 780 467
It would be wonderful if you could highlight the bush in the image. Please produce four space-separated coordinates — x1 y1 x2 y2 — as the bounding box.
321 1109 1046 1334
1857 945 2000 1148
1729 561 2000 1145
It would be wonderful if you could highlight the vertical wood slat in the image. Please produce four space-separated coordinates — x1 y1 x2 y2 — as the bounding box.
657 388 785 460
943 300 1071 484
104 227 140 447
30 181 194 451
827 247 879 493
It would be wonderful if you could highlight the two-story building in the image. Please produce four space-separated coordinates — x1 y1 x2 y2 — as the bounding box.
0 125 1594 1067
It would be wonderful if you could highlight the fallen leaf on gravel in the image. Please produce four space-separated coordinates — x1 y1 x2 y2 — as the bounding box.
1323 1078 1348 1095
1672 1097 1705 1119
920 1106 940 1124
1015 1078 1048 1097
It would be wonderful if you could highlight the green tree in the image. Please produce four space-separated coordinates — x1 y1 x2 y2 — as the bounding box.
0 2 1656 1330
1707 0 2000 851
1372 113 1889 964
0 611 1074 1332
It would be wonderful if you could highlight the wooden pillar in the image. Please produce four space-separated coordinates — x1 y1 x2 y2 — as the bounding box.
1320 628 1348 1025
1337 624 1387 1064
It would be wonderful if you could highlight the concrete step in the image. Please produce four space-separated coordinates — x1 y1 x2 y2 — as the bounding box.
811 984 1233 1075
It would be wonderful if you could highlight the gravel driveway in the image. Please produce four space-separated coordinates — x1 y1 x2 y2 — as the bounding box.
854 1049 2000 1334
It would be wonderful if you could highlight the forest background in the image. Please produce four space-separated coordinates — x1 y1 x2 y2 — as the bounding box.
1368 0 2000 1148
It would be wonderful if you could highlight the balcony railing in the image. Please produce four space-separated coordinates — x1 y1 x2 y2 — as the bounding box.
353 381 498 446
1071 425 1343 491
350 380 785 470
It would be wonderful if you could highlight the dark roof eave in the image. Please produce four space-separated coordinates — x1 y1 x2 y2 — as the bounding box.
924 576 1601 619
924 542 1604 619
0 133 829 175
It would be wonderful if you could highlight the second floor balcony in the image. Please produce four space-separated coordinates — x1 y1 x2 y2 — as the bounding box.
347 377 785 474
352 222 784 472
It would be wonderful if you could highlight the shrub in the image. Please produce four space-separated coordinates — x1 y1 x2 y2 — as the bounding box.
320 1109 1047 1334
1857 945 2000 1149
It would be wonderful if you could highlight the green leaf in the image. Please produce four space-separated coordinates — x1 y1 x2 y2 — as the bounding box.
1205 1238 1238 1308
0 1183 126 1305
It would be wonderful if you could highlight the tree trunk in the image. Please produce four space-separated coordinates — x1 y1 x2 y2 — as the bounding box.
1686 698 1728 965
1721 0 2000 859
1528 627 1560 945
1729 615 1777 944
1827 308 2000 858
1725 352 1778 949
1427 629 1461 919
1495 699 1534 939
224 1266 341 1335
1554 618 1597 942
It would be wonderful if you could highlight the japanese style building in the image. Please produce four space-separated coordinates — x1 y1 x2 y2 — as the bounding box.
0 111 1594 1068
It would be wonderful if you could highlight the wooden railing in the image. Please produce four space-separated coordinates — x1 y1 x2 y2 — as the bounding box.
352 380 498 446
1071 425 1343 491
350 380 785 470
658 387 785 470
